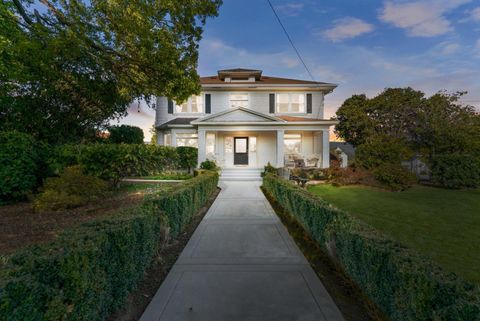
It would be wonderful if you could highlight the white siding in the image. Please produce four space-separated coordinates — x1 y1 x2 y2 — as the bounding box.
155 91 326 126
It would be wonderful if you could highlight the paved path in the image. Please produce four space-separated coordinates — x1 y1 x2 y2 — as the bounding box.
140 181 345 321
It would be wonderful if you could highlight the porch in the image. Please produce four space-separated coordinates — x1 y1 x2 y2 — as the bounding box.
197 129 330 170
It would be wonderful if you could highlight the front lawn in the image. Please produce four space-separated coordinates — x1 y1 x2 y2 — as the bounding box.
308 184 480 284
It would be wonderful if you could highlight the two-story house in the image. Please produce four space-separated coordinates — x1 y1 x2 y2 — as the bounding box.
155 68 337 179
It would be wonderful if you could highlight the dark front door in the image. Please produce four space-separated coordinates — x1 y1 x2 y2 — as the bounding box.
234 137 249 165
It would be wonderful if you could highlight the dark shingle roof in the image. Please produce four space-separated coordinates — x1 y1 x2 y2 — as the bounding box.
330 142 356 159
157 118 197 128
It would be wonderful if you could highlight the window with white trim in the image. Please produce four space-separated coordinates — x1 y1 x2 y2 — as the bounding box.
229 93 249 108
276 93 305 113
175 95 203 113
284 134 301 154
176 133 198 147
206 133 216 156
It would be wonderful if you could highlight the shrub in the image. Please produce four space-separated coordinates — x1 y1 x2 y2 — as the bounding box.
107 125 144 144
34 166 109 212
176 146 198 171
49 144 179 187
261 162 277 177
430 154 480 189
326 165 375 187
0 172 218 321
356 135 413 169
200 159 218 171
262 174 480 321
0 131 43 203
373 163 417 191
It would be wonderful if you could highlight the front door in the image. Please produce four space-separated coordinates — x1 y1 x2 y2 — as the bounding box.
234 137 249 165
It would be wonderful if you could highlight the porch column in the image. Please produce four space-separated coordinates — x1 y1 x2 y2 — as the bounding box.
156 129 164 145
198 129 206 167
171 130 177 147
321 129 330 168
276 129 284 168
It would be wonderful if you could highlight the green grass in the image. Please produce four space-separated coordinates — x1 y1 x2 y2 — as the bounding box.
308 184 480 284
137 172 193 180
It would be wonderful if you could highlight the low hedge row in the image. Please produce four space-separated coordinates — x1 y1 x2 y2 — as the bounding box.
262 174 480 321
0 171 218 321
49 144 198 187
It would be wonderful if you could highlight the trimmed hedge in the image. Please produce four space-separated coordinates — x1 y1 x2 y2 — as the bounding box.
263 174 480 321
0 171 218 321
48 144 197 187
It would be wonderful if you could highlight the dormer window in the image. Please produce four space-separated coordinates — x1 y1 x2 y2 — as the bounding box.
230 93 249 108
276 93 305 113
175 95 203 113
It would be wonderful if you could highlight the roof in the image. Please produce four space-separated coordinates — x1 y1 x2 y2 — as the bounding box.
200 75 334 86
330 142 356 158
218 68 262 73
277 116 330 122
157 118 197 128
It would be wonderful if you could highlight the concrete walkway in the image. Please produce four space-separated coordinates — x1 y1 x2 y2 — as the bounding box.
140 181 345 321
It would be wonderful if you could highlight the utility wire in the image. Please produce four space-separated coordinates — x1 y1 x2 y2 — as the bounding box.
266 0 315 81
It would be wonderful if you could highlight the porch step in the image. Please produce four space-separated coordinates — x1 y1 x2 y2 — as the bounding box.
220 168 263 181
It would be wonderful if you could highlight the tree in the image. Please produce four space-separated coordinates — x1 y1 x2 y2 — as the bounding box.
108 125 144 144
150 125 158 145
335 88 425 146
0 0 222 143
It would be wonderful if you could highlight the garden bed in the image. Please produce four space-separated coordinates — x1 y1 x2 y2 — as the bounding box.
0 183 171 255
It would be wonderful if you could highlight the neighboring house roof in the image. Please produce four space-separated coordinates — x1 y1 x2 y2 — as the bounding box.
330 142 356 159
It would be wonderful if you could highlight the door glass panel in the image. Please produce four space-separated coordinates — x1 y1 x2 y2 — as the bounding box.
235 138 247 153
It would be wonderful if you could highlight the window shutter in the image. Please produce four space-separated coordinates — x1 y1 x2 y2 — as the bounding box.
306 94 312 114
168 99 173 114
205 94 211 114
269 94 275 113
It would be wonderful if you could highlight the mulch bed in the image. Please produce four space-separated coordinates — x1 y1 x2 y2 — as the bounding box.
261 187 386 321
0 190 147 256
107 187 221 321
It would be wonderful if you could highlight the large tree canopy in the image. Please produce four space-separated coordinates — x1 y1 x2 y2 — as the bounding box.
0 0 222 143
335 88 479 158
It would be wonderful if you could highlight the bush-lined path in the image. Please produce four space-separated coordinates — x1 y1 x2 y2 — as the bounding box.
140 181 344 321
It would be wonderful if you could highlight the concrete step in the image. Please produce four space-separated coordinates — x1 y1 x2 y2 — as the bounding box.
220 168 263 181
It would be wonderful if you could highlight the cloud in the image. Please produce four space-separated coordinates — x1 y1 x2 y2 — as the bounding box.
468 7 480 22
379 0 471 37
322 17 374 42
438 42 461 55
199 38 302 73
474 39 480 58
275 3 304 17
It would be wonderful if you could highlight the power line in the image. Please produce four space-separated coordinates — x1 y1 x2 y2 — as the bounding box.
266 0 315 81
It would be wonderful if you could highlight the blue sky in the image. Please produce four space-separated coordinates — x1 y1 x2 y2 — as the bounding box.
119 0 480 140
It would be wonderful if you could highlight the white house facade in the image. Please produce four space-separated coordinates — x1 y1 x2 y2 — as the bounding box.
155 68 337 178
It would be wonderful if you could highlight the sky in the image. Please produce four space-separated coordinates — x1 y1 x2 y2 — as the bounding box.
117 0 480 141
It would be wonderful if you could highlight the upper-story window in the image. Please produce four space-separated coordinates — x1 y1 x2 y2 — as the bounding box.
230 93 249 108
276 93 305 113
176 95 203 113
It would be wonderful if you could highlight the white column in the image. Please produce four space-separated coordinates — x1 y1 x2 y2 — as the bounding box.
171 130 177 147
321 129 330 168
276 130 285 168
156 129 164 145
197 129 206 167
